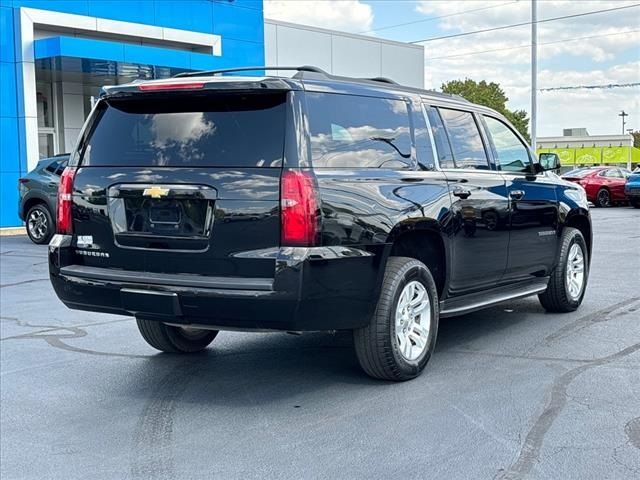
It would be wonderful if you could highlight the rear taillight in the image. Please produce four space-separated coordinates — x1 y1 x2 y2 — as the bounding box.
57 167 76 234
280 170 320 247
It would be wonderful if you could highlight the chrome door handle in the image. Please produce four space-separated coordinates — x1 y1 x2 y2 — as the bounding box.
510 190 525 200
452 187 472 199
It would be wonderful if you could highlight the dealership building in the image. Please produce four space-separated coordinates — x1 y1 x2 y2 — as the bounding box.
0 0 424 227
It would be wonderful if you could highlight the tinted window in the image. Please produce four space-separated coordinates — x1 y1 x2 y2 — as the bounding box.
413 104 436 170
425 106 455 169
45 160 60 174
439 108 489 170
80 93 286 167
599 169 621 178
483 116 531 173
55 159 68 175
306 93 412 168
44 159 68 176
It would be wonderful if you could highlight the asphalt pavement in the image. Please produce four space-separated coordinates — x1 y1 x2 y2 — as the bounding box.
1 207 639 480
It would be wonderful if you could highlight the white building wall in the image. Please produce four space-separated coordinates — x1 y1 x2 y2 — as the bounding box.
264 20 424 88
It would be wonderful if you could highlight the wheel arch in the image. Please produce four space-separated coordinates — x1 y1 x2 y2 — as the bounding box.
386 220 449 298
22 195 53 220
565 212 592 260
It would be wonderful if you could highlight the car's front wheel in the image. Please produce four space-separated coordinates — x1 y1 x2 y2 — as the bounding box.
353 256 439 381
539 227 588 313
136 319 218 353
25 204 54 245
631 198 640 209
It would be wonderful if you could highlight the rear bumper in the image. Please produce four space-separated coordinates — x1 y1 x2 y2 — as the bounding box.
49 235 385 331
625 186 640 197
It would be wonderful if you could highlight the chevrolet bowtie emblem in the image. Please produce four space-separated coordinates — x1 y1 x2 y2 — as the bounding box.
143 186 170 199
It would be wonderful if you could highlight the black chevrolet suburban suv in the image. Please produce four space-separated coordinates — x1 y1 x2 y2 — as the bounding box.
49 66 592 381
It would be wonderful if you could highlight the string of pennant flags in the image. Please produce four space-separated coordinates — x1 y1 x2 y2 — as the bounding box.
539 82 640 92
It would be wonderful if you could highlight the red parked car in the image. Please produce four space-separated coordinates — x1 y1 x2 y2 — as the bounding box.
562 166 631 207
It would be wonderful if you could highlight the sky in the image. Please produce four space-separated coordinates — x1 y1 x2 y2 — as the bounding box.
264 0 640 137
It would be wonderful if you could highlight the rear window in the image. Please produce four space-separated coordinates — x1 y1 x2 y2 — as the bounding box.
79 93 286 168
564 168 593 178
306 92 412 169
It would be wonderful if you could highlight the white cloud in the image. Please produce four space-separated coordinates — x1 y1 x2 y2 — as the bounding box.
264 0 374 32
416 0 640 134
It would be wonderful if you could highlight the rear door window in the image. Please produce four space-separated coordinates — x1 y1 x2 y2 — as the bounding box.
424 106 455 169
79 93 287 168
438 108 490 170
306 92 413 169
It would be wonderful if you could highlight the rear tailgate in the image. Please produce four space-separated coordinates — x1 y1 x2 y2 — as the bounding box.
70 90 287 279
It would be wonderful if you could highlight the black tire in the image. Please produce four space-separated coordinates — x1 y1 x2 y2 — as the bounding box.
538 227 588 313
353 256 439 381
595 188 610 207
25 203 54 245
136 319 218 353
631 198 640 209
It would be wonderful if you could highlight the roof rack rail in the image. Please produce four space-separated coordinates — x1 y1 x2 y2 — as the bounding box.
174 65 329 78
367 77 398 85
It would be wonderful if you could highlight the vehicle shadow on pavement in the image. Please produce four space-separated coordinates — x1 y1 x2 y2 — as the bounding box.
113 296 549 407
435 297 547 352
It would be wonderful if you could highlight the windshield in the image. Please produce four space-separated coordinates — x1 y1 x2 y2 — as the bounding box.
79 93 287 168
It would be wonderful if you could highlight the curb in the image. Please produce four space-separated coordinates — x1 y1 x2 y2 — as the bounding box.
0 227 26 236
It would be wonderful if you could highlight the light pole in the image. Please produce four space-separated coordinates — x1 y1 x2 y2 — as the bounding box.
531 0 537 153
619 110 628 135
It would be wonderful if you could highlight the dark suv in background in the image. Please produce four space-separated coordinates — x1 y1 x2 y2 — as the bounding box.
48 67 592 381
19 154 69 244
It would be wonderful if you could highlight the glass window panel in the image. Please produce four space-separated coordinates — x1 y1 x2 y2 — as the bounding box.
439 108 489 170
307 93 412 169
38 133 54 159
80 93 286 168
425 106 455 169
483 116 531 173
36 82 54 128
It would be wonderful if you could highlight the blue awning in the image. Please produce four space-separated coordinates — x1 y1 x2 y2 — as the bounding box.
34 36 222 72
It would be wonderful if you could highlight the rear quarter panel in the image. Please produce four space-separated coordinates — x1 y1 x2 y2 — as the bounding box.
315 169 453 298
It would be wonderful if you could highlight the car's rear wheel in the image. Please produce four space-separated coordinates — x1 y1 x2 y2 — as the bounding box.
595 188 611 207
136 319 218 353
539 227 588 313
353 256 439 381
26 204 54 244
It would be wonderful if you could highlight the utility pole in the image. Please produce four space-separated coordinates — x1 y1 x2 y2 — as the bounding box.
531 0 537 153
619 110 628 135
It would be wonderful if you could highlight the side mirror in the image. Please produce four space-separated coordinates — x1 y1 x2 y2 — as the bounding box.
538 153 560 172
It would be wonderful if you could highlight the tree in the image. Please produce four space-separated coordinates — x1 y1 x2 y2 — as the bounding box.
441 79 531 142
631 130 640 148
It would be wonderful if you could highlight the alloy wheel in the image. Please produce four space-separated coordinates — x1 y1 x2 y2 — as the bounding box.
27 209 48 241
565 243 585 300
395 280 431 361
